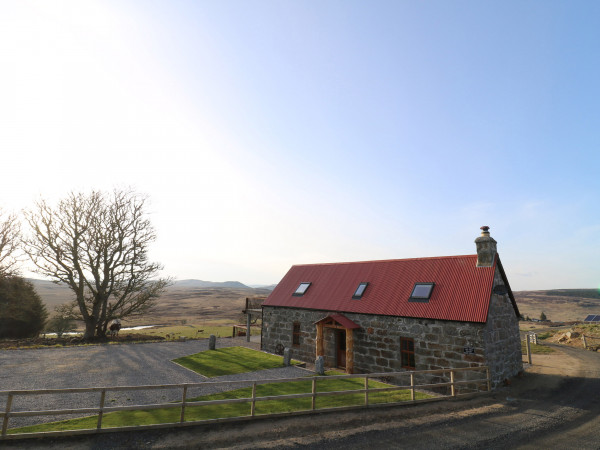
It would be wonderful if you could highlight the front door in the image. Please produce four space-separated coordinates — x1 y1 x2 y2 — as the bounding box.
336 330 346 369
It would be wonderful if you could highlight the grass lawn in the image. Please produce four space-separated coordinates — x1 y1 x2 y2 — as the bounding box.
9 372 431 434
172 347 300 377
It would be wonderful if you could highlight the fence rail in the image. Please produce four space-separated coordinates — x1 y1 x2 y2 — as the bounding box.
582 334 600 350
1 366 490 440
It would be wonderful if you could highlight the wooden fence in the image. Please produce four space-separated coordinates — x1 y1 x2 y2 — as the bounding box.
1 366 490 440
582 334 600 350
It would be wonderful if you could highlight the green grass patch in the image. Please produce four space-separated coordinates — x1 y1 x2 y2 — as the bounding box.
125 324 257 340
578 323 600 337
172 347 300 377
9 373 431 435
522 341 555 354
544 289 600 299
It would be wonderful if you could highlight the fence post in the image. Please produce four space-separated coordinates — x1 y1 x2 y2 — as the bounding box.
364 376 369 406
526 334 532 365
1 393 13 436
246 312 252 343
180 385 188 423
311 378 317 410
410 373 415 401
582 335 588 349
97 390 106 430
450 371 456 397
486 367 491 392
251 382 257 416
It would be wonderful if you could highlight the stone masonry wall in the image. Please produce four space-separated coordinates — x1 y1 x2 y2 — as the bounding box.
483 267 523 386
262 306 490 390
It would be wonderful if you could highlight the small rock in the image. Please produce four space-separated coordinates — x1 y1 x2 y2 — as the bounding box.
315 356 325 375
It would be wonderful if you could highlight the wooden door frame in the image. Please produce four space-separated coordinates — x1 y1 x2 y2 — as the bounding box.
315 318 355 374
335 329 347 369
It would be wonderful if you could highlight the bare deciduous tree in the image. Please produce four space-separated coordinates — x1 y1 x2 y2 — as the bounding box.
0 209 21 277
24 190 170 339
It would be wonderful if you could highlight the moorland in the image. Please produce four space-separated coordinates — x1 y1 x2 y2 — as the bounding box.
513 288 600 322
30 278 600 326
30 278 272 327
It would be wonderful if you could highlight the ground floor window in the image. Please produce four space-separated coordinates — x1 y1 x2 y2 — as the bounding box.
292 322 301 346
401 337 415 369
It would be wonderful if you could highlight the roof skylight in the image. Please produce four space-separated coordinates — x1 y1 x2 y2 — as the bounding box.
293 282 311 296
409 283 434 302
352 282 369 299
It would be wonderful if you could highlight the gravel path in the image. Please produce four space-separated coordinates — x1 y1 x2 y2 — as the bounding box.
0 338 310 428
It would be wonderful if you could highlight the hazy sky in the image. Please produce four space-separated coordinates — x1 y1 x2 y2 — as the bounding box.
1 1 599 290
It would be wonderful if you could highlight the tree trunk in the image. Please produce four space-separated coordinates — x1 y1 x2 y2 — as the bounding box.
83 319 96 340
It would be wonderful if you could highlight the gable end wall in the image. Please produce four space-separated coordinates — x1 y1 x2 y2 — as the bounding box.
483 266 523 386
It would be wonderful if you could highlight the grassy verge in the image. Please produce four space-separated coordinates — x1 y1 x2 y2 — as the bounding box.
9 372 431 434
125 324 260 340
522 341 555 354
172 347 300 377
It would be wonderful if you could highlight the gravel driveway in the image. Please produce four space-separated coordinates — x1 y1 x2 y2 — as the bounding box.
0 338 309 428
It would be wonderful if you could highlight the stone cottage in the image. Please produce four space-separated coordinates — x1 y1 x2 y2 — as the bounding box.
261 227 522 388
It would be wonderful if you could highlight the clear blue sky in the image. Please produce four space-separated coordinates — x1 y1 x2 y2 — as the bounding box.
1 1 599 290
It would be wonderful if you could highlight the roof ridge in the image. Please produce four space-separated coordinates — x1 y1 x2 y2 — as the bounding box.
292 254 477 267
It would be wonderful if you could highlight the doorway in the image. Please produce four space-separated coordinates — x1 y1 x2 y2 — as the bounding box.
336 330 346 369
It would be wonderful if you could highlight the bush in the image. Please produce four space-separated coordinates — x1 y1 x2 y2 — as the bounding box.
46 315 77 338
0 276 48 338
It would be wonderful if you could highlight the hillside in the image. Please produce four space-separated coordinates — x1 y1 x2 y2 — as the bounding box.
174 279 251 289
513 289 600 322
29 279 271 325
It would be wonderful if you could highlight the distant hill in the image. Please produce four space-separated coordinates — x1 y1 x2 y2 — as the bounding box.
28 279 72 310
514 289 600 322
542 289 600 300
248 284 277 291
174 279 250 289
26 278 271 324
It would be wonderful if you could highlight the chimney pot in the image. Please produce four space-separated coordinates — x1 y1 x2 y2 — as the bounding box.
475 226 497 267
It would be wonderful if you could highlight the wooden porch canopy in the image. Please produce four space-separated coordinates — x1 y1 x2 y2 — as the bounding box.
314 314 360 374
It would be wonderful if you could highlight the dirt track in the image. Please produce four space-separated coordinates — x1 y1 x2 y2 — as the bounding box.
285 344 600 449
3 343 600 449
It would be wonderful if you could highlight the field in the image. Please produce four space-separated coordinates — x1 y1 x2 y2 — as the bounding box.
31 279 270 328
513 288 600 323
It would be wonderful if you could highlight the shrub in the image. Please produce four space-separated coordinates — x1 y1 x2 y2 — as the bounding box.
46 315 77 338
0 276 48 338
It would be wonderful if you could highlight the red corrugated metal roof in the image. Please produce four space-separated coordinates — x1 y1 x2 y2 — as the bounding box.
263 255 498 323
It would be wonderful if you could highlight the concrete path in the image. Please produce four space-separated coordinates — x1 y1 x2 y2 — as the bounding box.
0 338 309 428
